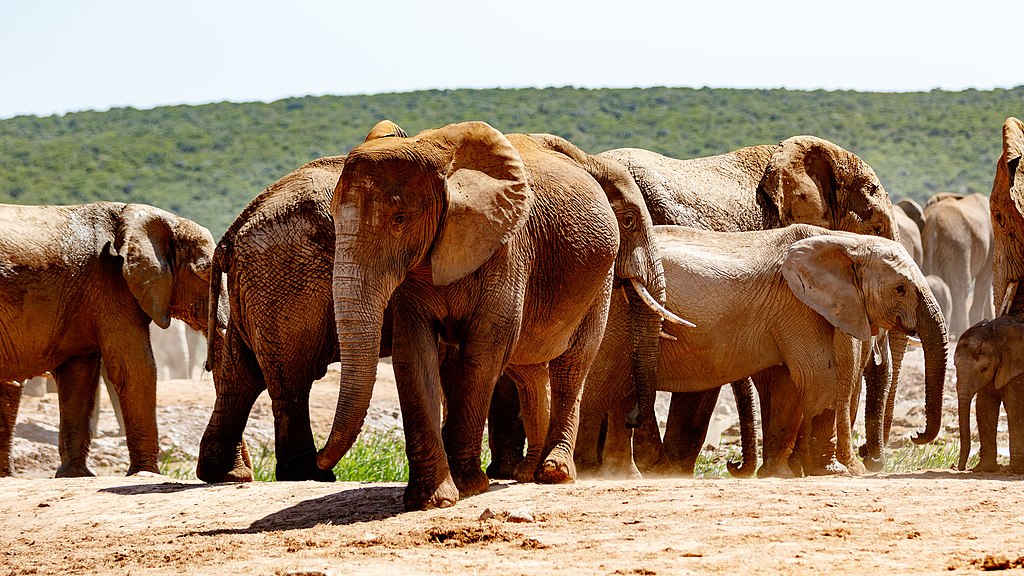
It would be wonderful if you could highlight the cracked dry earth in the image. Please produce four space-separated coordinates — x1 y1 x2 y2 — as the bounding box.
5 351 1024 575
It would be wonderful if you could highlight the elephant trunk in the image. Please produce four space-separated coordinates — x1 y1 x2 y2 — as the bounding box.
957 388 973 471
725 378 758 478
911 289 949 445
861 336 890 472
624 276 664 429
316 258 394 471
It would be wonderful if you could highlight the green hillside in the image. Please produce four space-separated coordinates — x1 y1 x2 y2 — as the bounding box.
1 86 1021 238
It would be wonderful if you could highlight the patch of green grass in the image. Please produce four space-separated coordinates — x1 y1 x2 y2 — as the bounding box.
157 428 493 483
883 439 977 473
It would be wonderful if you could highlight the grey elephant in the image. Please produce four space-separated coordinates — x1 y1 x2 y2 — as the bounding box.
0 202 225 477
577 224 948 478
927 274 953 328
596 135 905 475
955 316 1024 472
990 117 1024 317
922 192 994 340
315 121 670 510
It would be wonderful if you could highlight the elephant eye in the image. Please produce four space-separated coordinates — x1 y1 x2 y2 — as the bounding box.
895 284 907 297
392 212 406 226
995 210 1005 228
622 215 635 230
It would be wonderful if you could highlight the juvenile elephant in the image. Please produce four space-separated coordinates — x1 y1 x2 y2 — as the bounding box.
991 117 1024 317
922 192 994 339
577 224 948 478
955 316 1024 473
598 136 905 474
316 121 668 510
0 202 225 477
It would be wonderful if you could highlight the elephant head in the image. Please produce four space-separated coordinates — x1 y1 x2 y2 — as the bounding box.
991 117 1024 316
112 204 226 334
515 132 676 428
761 136 897 242
317 121 535 470
781 231 949 465
954 317 1024 470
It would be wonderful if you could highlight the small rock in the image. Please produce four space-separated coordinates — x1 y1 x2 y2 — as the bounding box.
284 571 334 576
508 508 534 523
478 508 495 521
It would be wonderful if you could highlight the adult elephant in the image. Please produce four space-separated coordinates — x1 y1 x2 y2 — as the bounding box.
955 316 1024 473
991 117 1024 317
897 198 926 233
894 202 924 267
315 121 667 510
921 192 994 340
485 133 675 479
0 202 225 477
577 225 947 478
598 135 904 475
196 155 347 483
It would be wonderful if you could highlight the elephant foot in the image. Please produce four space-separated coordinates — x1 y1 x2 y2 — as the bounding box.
55 463 96 478
277 452 337 482
535 449 576 484
450 459 490 498
757 460 796 478
485 453 522 480
196 457 254 483
597 459 642 480
404 475 460 511
726 459 757 479
513 452 541 483
126 462 161 476
972 460 1000 473
1003 463 1024 475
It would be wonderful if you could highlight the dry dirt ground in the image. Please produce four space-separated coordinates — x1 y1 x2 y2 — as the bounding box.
5 350 1024 575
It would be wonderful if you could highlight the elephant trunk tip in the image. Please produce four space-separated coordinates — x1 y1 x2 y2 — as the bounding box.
911 428 940 445
624 402 648 429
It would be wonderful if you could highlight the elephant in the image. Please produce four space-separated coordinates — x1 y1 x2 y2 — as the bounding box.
0 202 225 477
577 224 948 478
596 135 905 475
196 154 348 483
315 121 670 511
955 316 1024 473
484 133 673 480
150 319 202 381
991 117 1024 318
896 198 926 233
927 274 953 328
894 202 924 267
922 192 994 340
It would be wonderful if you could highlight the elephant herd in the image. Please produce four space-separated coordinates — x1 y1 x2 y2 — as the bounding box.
1 116 1023 511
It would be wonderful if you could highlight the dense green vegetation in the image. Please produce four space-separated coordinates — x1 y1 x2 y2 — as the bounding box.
2 86 1021 238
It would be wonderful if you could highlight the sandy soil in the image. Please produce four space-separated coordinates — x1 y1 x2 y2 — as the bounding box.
5 349 1023 575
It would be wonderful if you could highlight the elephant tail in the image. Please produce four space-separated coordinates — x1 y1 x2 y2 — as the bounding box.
205 239 229 373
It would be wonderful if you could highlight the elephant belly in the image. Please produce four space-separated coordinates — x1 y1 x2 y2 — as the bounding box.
655 334 784 393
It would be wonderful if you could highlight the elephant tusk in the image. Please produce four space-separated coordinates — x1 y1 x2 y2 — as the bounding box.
659 329 678 341
630 277 696 328
907 335 922 347
999 281 1019 316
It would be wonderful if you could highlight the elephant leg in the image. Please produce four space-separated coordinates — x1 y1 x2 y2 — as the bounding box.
661 388 721 476
101 341 161 476
198 329 264 483
970 262 994 327
53 354 102 478
267 372 332 482
485 374 525 480
102 370 125 437
756 368 800 478
392 315 458 510
973 391 1000 473
438 352 497 500
801 409 849 476
598 397 641 479
1005 385 1024 474
503 363 550 484
0 380 24 477
535 290 612 485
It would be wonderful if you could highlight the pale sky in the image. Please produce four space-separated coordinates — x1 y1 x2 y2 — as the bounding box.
0 0 1019 120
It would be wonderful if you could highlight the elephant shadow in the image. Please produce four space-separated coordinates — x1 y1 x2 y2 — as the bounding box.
881 469 1024 481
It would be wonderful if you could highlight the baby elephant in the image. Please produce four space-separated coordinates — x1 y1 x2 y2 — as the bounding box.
955 316 1024 472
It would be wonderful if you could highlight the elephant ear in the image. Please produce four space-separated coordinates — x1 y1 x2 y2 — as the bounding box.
761 137 836 228
782 234 873 342
1004 117 1024 190
113 204 175 329
430 121 535 286
364 119 408 142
